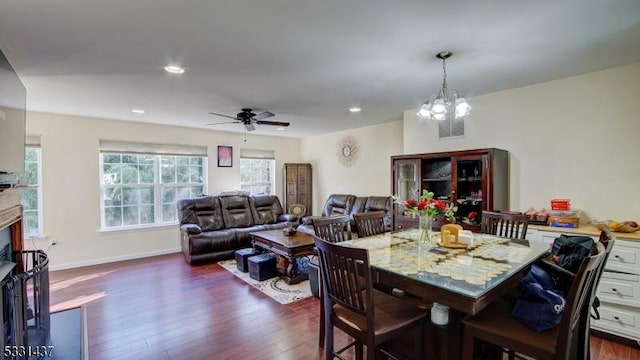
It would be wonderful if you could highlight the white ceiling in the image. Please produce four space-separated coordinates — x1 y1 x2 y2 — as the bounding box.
1 0 639 138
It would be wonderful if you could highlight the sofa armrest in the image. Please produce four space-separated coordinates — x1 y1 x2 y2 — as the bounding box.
278 214 299 223
181 223 202 235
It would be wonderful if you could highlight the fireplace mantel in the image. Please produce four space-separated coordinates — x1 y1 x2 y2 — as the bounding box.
0 189 25 263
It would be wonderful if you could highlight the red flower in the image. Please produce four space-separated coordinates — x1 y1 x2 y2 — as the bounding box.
405 199 416 208
417 199 428 210
434 200 446 211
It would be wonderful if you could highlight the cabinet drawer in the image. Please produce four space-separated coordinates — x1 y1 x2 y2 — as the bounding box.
606 241 640 274
591 304 640 341
596 272 640 308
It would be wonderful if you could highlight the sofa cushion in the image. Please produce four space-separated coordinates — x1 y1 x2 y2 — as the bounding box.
178 196 225 232
220 195 255 228
188 229 237 255
364 196 393 229
321 194 357 217
251 195 284 225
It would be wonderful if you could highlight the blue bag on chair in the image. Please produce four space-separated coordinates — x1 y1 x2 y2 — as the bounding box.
512 265 566 332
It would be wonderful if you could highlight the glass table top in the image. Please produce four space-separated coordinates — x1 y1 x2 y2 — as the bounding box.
337 229 550 298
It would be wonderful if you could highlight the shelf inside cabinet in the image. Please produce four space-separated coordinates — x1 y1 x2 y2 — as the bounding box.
423 178 451 182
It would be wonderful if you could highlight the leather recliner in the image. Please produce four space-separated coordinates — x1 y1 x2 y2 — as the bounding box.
178 194 297 264
297 194 393 236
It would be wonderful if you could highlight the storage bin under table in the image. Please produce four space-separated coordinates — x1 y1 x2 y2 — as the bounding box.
248 253 277 281
235 248 260 273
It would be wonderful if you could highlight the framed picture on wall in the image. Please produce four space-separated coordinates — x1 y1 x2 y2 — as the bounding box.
217 146 233 167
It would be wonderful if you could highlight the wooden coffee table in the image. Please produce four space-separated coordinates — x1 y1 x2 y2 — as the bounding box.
250 229 316 285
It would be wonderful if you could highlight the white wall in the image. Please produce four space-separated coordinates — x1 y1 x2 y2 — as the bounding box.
25 112 301 269
300 121 403 215
403 62 640 221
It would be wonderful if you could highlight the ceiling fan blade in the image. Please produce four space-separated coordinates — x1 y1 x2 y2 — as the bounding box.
206 121 241 126
245 123 256 132
208 112 238 120
256 120 290 127
252 111 275 120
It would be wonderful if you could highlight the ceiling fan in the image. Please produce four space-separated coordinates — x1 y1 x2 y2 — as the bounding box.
207 108 290 132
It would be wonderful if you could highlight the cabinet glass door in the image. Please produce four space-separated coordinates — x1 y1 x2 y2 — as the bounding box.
395 160 419 216
421 157 452 201
453 155 487 225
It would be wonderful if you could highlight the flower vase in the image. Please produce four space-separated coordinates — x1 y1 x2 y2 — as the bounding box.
418 214 433 243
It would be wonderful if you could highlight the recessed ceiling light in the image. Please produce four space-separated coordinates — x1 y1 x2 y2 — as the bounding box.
276 127 286 131
131 109 146 114
349 107 362 113
164 65 185 74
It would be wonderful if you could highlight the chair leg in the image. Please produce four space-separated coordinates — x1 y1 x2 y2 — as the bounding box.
462 327 475 360
319 291 325 348
355 341 364 360
366 338 376 360
325 323 334 360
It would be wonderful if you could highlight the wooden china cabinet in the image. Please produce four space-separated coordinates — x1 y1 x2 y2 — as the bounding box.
391 148 509 232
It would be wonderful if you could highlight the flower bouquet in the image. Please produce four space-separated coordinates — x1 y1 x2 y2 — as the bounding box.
393 190 457 242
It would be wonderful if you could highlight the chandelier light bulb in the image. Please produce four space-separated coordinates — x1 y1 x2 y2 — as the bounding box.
417 103 432 119
455 98 471 118
433 113 446 121
431 98 447 115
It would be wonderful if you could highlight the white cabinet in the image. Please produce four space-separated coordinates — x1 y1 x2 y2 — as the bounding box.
591 239 640 342
525 226 640 343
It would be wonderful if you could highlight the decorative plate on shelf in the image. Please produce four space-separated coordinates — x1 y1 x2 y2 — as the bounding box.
289 204 306 217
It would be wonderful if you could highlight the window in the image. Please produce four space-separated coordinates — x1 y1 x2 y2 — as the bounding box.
21 138 42 237
99 141 207 230
239 149 275 195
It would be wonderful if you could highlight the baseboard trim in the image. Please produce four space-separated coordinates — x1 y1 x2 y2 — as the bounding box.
49 247 181 271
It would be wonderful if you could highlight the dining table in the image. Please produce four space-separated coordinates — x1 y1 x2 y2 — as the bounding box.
336 228 551 360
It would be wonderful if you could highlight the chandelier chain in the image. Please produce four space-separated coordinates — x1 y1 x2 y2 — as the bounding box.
441 56 448 101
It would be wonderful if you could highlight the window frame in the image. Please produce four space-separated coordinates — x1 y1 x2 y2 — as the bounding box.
239 157 275 196
99 152 207 231
21 145 43 238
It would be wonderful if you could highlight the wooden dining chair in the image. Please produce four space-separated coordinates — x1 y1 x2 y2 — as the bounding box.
314 235 427 360
578 230 615 360
480 211 529 240
461 241 606 360
314 215 353 242
353 211 386 238
312 215 352 348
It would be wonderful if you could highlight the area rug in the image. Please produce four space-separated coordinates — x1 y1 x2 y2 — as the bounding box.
218 259 313 304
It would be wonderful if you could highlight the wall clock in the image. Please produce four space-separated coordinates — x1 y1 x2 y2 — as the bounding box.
337 136 358 167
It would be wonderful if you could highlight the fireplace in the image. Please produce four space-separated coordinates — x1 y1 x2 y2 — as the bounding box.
0 195 50 360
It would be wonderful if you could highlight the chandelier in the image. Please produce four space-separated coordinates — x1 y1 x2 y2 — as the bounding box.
417 51 471 121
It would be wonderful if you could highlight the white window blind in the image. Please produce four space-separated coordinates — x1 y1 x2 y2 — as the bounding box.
239 149 275 159
26 134 41 147
99 140 207 156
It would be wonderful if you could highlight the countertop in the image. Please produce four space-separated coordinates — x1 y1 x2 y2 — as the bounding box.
529 224 640 241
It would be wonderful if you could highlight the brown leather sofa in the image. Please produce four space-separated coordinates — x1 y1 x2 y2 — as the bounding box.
296 194 392 236
178 194 297 264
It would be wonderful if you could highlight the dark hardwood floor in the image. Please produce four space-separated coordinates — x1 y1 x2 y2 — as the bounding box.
49 253 640 360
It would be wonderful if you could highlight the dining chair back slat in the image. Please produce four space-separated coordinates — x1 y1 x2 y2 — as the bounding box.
314 215 352 243
354 211 386 238
481 211 529 240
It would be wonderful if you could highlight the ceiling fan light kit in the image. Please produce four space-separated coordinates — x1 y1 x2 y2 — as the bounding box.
417 51 471 121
